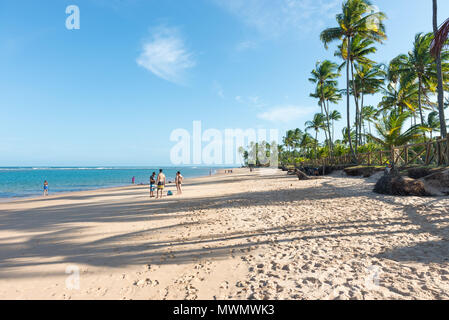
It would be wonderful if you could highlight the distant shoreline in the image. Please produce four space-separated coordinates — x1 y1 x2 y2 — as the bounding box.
0 167 233 203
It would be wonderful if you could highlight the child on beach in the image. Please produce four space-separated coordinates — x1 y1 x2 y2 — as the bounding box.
175 171 183 195
43 180 49 196
150 172 156 198
156 169 166 199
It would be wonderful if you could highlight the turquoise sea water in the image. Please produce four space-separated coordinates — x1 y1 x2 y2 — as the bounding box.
0 167 218 199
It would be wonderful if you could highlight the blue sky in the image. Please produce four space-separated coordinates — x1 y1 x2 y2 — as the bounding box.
1 0 448 166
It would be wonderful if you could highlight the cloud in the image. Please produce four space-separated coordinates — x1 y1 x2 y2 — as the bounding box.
235 40 258 51
235 95 266 108
212 0 340 37
137 26 195 84
257 105 315 123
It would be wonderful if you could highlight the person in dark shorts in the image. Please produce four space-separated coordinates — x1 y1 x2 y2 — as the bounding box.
150 172 156 197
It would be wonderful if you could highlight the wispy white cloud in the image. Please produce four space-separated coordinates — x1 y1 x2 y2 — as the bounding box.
235 40 258 51
137 26 195 84
235 95 266 108
258 105 315 123
212 0 340 37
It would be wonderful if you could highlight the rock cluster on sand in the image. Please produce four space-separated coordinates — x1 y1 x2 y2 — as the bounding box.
295 169 311 181
344 166 383 178
374 175 430 196
421 169 449 196
374 169 449 196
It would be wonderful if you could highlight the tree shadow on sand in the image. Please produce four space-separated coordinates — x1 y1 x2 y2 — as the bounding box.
1 174 449 277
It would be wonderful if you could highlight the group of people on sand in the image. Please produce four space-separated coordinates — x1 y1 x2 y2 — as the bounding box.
41 170 184 198
149 169 183 199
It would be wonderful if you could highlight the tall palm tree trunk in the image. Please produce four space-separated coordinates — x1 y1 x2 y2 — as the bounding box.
359 92 366 145
350 61 360 152
318 87 330 152
346 37 356 162
323 101 333 155
433 0 448 138
418 77 425 125
326 101 334 151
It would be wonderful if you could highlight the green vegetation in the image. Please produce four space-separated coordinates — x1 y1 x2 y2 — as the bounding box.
241 0 449 168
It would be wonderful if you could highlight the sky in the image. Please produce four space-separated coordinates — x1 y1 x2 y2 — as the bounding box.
1 0 448 166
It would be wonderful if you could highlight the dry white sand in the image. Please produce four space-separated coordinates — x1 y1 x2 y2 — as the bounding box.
1 168 449 300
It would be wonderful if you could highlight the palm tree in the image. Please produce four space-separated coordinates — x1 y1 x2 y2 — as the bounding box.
305 113 326 159
422 111 441 140
431 0 448 138
335 35 378 148
360 105 377 139
283 130 295 154
323 84 342 149
299 133 315 159
309 60 340 153
342 127 356 146
320 0 386 162
355 63 385 144
292 128 303 154
329 110 342 143
378 81 420 115
366 109 421 149
238 146 246 166
389 33 439 126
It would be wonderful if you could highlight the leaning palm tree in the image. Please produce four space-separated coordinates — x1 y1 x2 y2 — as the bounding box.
305 113 326 160
366 110 422 149
431 0 448 138
320 0 387 162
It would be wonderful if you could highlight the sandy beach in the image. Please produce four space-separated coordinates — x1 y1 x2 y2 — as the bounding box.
1 168 449 300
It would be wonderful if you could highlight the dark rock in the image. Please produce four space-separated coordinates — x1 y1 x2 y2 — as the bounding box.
421 169 449 196
408 167 432 179
345 166 379 177
374 174 430 196
295 169 310 181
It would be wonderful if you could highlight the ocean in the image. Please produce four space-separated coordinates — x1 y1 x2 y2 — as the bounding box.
0 167 220 199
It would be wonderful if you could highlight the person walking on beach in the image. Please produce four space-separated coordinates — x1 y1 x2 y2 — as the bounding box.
149 172 156 198
156 169 166 199
175 171 183 195
43 180 49 196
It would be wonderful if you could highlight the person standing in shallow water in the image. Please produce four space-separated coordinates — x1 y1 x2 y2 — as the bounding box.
43 180 49 196
132 176 135 184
